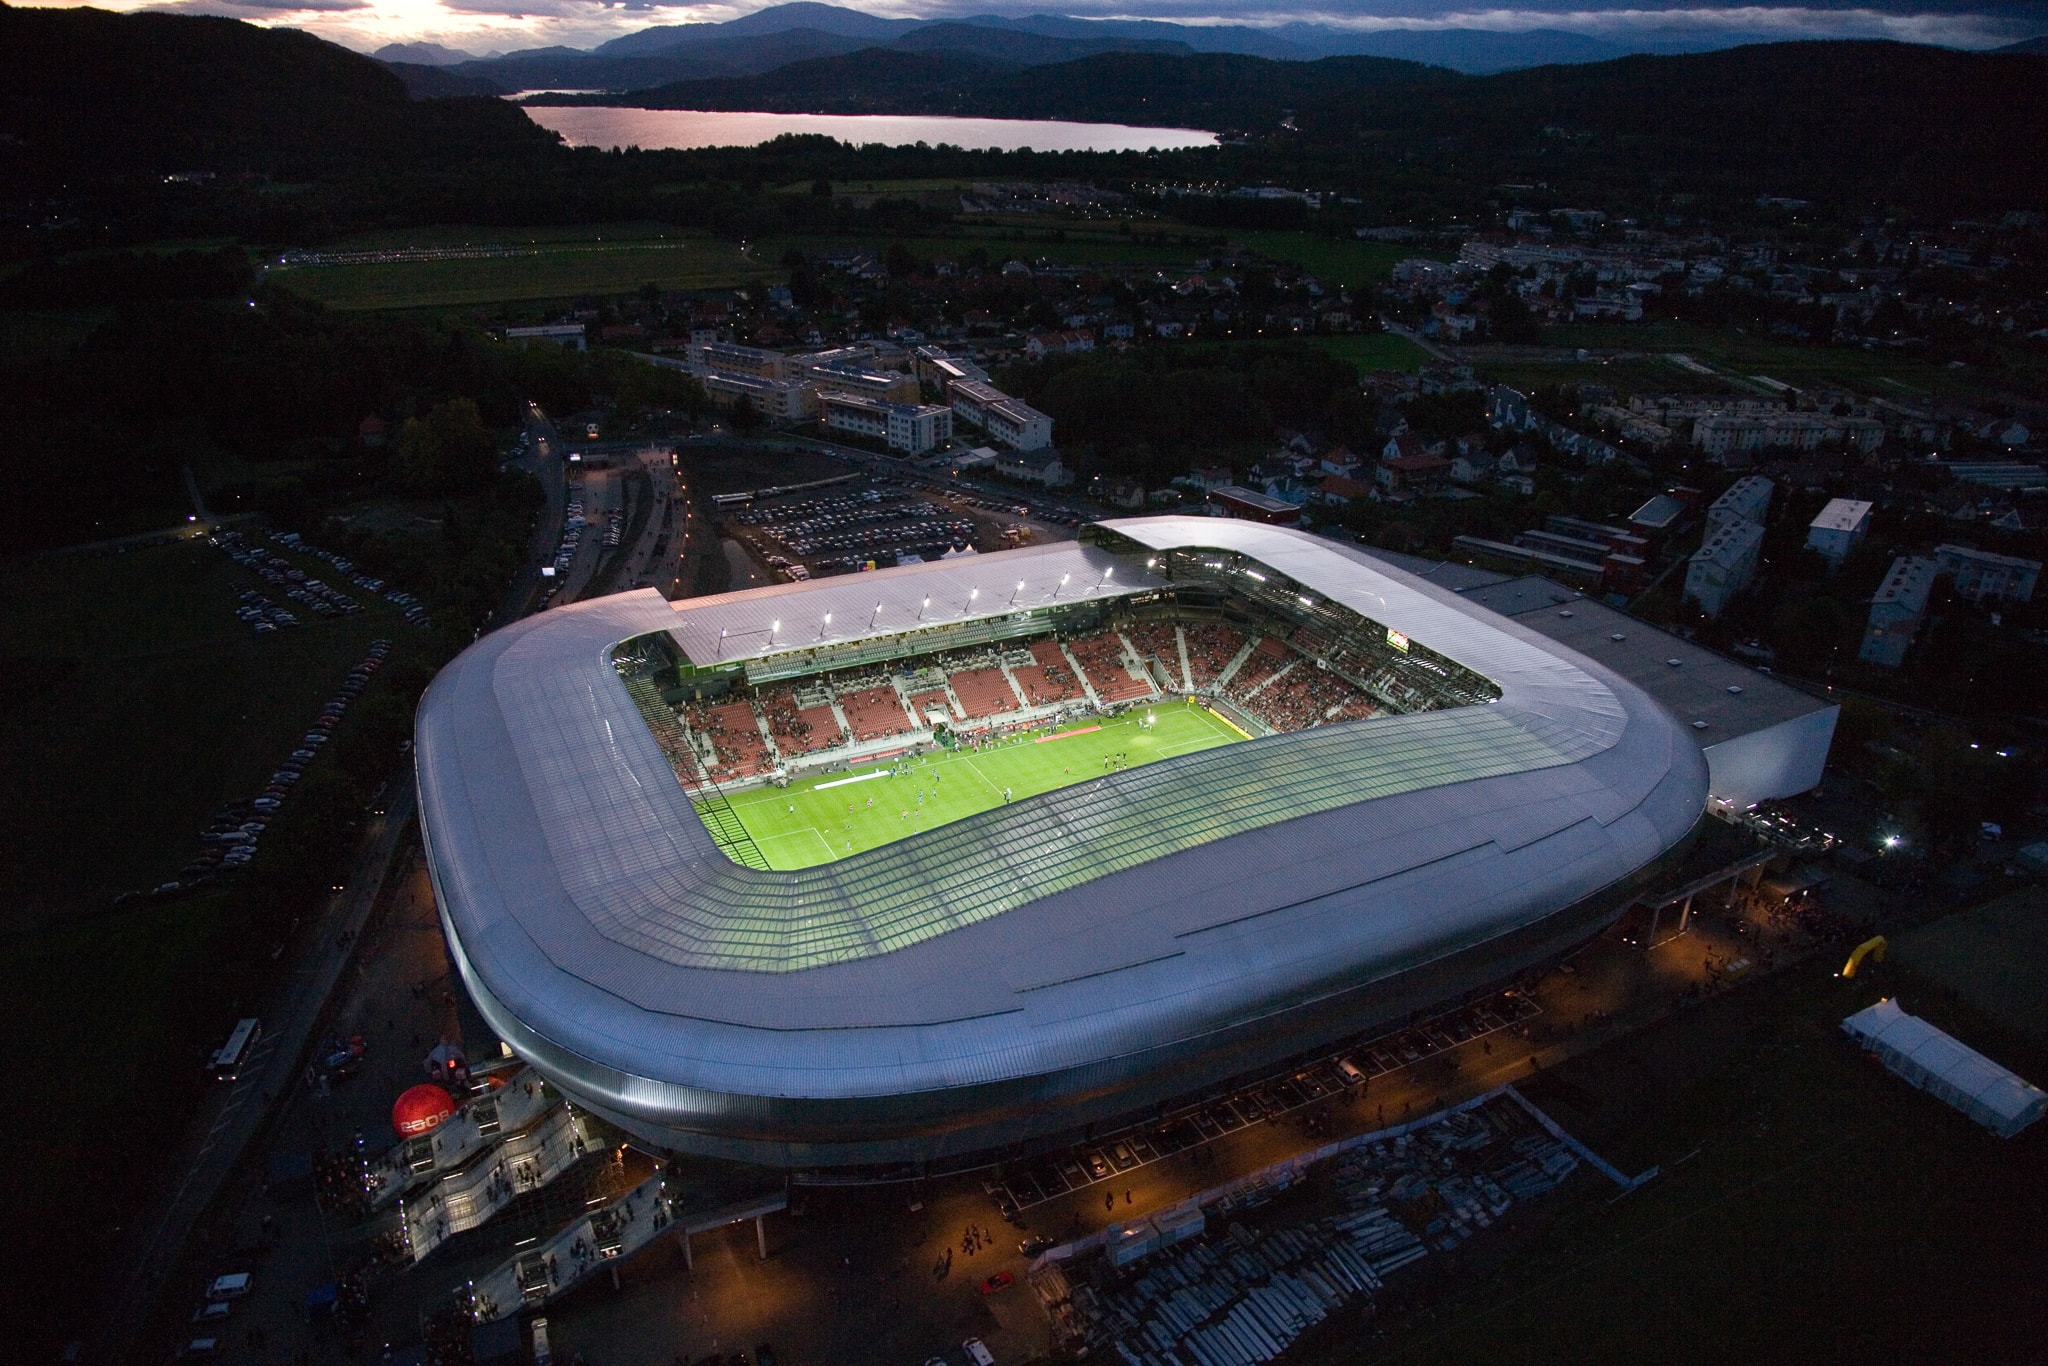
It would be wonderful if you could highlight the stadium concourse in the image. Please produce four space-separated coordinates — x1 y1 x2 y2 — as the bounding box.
416 518 1720 1166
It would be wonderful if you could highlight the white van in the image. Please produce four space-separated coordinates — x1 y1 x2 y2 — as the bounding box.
205 1272 251 1301
963 1338 995 1366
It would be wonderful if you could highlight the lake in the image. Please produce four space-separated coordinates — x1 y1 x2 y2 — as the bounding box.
520 106 1218 154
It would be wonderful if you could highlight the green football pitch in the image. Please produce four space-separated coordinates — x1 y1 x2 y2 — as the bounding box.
700 704 1247 869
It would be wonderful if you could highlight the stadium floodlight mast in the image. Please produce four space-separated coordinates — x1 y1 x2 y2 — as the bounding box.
1054 572 1071 599
817 611 833 641
768 619 780 646
868 601 883 631
965 587 979 615
919 595 930 622
1009 579 1026 606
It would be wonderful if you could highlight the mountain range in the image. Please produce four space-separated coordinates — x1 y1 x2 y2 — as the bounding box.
6 4 2045 219
377 3 1651 95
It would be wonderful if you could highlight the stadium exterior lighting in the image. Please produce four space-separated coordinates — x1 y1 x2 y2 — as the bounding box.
966 587 979 615
919 596 930 621
818 612 832 641
1010 579 1026 606
868 601 883 630
768 619 780 645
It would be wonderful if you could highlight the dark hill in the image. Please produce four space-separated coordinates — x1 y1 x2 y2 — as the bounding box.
1299 40 2048 211
0 5 554 184
535 49 1452 130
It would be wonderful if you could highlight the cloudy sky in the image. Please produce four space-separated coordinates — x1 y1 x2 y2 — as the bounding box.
20 0 2047 57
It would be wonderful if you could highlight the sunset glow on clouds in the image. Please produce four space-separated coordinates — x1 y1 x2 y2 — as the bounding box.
14 0 2044 56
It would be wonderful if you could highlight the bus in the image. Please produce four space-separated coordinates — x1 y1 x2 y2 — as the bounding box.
210 1018 261 1081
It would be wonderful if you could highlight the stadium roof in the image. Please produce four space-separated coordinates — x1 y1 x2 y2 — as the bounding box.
417 519 1707 1126
663 541 1158 668
1454 575 1825 738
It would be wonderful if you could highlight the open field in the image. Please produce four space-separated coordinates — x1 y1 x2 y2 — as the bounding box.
1470 321 2048 402
762 225 1428 283
266 234 761 311
320 221 686 251
1303 965 2048 1365
0 307 107 366
705 703 1242 869
0 535 404 931
1234 231 1440 289
1310 331 1433 374
265 221 1426 312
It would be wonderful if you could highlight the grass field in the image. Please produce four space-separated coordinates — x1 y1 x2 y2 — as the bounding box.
1309 331 1433 374
704 704 1243 869
263 220 1428 313
0 535 407 930
1469 321 2048 401
266 234 762 311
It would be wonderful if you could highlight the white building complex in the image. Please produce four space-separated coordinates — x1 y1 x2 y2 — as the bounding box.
948 378 1055 452
1693 411 1884 462
416 519 1833 1167
818 392 953 455
700 371 817 423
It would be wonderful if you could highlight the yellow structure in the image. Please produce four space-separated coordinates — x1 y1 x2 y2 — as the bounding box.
1839 935 1888 978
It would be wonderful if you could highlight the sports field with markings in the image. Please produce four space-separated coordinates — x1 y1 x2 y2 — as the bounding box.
700 704 1245 869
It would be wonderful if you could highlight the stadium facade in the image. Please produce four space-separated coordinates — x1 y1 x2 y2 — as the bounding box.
416 518 1713 1166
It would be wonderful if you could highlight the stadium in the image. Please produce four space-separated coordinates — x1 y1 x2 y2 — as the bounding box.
416 517 1721 1167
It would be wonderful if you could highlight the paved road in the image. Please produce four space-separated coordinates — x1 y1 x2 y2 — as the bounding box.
92 789 418 1366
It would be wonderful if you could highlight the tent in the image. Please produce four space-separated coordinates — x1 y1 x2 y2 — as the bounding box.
1842 998 2047 1138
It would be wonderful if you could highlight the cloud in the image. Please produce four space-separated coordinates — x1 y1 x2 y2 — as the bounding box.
143 0 370 13
25 0 2043 57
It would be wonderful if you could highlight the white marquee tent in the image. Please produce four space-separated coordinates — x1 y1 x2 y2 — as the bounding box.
1842 998 2047 1138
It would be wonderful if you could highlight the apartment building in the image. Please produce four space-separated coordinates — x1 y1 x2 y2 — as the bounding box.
1685 518 1766 618
799 361 921 405
1805 498 1873 570
819 392 953 455
948 378 1055 451
702 371 817 423
1705 475 1774 534
1934 543 2041 603
1693 411 1885 462
1859 556 1940 667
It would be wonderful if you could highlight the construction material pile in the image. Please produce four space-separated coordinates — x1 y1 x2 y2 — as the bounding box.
1034 1097 1584 1365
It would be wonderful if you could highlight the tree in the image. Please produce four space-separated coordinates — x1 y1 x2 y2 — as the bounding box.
728 395 762 433
394 398 494 495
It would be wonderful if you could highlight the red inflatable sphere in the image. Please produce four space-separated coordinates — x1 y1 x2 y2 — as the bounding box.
392 1083 458 1138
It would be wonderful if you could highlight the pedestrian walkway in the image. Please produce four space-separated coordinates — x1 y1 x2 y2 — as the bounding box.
367 1067 562 1210
399 1103 596 1263
463 1168 677 1323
